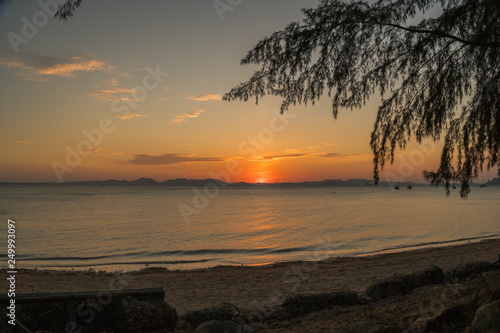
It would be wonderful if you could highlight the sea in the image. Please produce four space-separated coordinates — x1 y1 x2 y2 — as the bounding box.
1 183 499 272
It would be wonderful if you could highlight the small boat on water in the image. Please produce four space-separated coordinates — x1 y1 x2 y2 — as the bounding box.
452 185 457 189
407 184 412 189
394 186 399 190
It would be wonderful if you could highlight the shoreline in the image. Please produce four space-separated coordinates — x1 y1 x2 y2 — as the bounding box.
3 238 500 316
12 234 499 273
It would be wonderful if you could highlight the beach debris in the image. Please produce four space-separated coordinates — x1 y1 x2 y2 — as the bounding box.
122 296 177 331
365 265 445 300
194 319 249 333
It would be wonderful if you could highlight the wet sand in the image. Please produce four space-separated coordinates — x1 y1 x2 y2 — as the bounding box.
4 238 500 317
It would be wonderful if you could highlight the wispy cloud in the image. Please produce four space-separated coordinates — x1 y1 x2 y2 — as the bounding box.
249 153 307 162
321 141 339 147
320 152 361 158
185 94 222 102
285 146 319 154
250 150 362 162
5 140 34 144
0 53 114 81
79 147 100 153
117 113 147 120
171 109 205 124
121 153 224 166
158 97 172 101
91 87 139 102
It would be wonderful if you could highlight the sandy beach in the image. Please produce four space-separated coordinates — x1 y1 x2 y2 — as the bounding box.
5 238 500 319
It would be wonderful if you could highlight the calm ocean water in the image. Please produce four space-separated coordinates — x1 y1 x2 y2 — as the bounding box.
0 184 499 272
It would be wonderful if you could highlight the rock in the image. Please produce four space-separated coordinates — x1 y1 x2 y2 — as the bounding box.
123 298 178 331
183 303 241 328
280 291 361 317
194 320 248 333
470 299 500 333
483 270 500 302
365 266 445 300
445 261 492 282
341 321 398 333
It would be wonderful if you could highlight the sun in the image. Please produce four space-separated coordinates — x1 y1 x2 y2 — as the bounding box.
253 167 274 183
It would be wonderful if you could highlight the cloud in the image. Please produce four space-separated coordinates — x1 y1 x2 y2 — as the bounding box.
91 87 139 102
5 140 34 144
171 109 205 124
0 53 114 81
117 113 147 120
320 152 361 158
107 77 118 86
285 146 319 154
250 153 307 162
121 153 224 166
79 147 100 153
158 97 172 101
321 141 339 147
185 94 222 102
250 150 362 162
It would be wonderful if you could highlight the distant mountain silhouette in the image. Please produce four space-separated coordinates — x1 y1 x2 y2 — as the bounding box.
58 178 224 187
5 177 498 187
486 178 500 186
131 177 159 185
1 178 399 187
161 178 227 187
268 178 376 187
60 178 379 187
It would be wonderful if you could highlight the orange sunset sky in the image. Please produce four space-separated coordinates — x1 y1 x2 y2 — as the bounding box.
0 1 497 183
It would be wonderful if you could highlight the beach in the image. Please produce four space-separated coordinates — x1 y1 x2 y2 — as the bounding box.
7 238 500 319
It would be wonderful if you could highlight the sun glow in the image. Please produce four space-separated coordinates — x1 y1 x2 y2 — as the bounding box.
255 171 273 183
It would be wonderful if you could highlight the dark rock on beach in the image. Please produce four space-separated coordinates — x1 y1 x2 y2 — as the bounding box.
279 291 361 318
470 299 500 333
194 319 249 333
365 265 445 300
340 321 400 333
182 302 242 330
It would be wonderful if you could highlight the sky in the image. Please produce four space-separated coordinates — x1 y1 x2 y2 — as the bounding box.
0 0 497 184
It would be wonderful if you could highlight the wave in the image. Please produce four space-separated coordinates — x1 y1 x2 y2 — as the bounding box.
360 234 499 256
13 235 499 269
22 258 215 268
17 245 320 262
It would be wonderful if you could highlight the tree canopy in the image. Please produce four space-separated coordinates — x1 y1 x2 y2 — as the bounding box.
54 0 500 196
54 0 82 20
223 0 500 197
